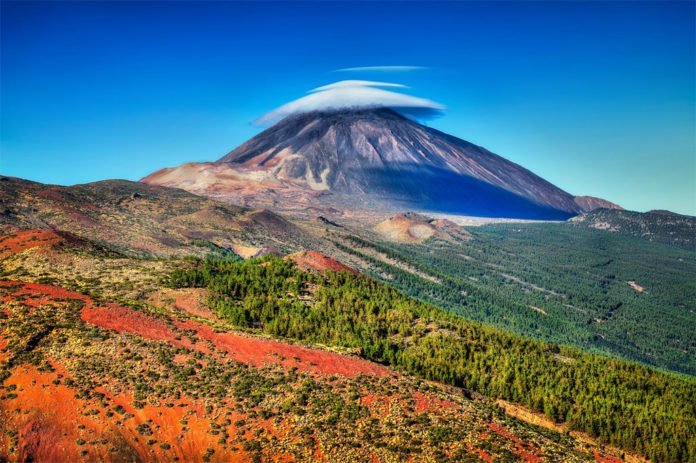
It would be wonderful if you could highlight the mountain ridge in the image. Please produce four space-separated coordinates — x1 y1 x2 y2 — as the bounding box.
144 109 615 220
570 207 696 249
0 176 315 258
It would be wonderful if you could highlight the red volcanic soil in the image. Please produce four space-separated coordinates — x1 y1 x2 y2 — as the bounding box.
0 280 91 314
81 304 210 354
2 365 118 462
147 288 214 320
0 229 63 258
361 390 465 425
488 422 542 463
412 391 457 414
176 318 388 378
471 448 494 463
0 360 253 463
286 250 357 274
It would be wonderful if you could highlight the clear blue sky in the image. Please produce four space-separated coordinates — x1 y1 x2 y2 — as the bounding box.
1 1 694 215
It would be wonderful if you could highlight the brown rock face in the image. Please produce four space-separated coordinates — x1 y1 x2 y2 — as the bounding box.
573 195 622 212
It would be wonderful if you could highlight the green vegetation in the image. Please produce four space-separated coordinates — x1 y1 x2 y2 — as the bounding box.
170 256 696 462
571 208 696 249
334 223 696 375
191 240 243 260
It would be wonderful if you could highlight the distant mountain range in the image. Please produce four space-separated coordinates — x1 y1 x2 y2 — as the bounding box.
143 109 618 220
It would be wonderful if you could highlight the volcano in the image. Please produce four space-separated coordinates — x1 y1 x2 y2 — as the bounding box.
144 108 600 219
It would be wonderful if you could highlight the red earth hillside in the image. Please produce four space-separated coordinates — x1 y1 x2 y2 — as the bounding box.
286 250 357 274
0 229 64 258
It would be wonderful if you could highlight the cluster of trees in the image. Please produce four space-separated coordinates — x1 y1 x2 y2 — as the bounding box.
336 223 696 376
169 256 696 462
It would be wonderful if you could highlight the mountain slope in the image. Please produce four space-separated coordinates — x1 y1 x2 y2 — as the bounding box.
167 255 696 462
570 208 696 249
145 109 593 219
334 221 696 375
573 196 622 212
0 176 316 257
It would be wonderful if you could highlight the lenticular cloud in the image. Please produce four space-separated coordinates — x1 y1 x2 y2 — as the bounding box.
335 65 427 72
309 80 408 93
255 80 445 126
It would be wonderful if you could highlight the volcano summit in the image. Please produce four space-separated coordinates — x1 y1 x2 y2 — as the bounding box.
144 108 611 219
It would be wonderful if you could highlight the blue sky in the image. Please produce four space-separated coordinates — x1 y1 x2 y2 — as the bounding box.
1 1 694 215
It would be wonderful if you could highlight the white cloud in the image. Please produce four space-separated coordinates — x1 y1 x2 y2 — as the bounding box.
255 81 445 126
309 80 408 93
335 66 427 72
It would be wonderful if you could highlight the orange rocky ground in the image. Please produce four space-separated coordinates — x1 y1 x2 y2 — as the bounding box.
0 229 64 258
147 288 214 319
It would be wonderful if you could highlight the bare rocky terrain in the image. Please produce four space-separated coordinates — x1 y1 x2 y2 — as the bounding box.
144 109 614 220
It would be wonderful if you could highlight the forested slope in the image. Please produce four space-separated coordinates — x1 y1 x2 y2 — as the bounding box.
332 223 696 375
570 208 695 249
170 256 696 462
